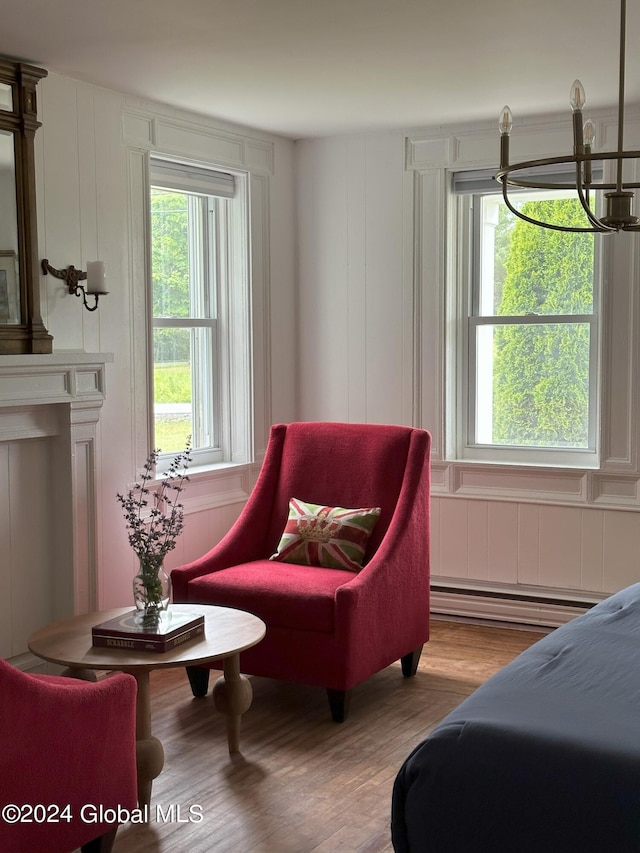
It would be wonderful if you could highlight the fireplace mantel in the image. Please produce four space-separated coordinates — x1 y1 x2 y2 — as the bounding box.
0 352 113 664
0 351 112 408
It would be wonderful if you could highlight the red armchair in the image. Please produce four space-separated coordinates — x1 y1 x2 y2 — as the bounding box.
172 421 431 721
0 659 138 853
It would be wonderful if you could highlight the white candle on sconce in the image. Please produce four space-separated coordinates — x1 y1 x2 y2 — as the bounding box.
86 261 107 294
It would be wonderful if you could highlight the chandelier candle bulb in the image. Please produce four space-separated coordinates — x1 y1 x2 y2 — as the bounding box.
570 80 586 154
495 0 640 233
86 261 107 294
583 120 596 148
499 106 512 135
584 120 596 185
570 79 586 111
499 106 512 169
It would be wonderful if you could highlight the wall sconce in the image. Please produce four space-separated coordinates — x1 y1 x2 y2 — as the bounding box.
41 259 108 312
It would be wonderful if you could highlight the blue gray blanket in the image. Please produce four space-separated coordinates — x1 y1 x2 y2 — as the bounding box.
391 583 640 852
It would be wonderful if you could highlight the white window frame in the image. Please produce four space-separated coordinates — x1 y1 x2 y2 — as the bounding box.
450 177 602 469
148 156 253 474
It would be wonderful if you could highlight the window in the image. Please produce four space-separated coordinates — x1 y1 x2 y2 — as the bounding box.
451 173 600 467
149 157 251 469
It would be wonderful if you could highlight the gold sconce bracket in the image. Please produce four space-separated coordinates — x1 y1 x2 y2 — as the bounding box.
41 258 107 312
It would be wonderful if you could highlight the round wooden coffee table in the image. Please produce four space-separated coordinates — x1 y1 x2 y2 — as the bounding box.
28 604 265 812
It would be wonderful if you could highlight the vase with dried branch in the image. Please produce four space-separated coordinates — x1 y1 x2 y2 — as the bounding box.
116 441 191 626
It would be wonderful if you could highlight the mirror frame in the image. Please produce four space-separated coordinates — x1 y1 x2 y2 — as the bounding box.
0 58 52 354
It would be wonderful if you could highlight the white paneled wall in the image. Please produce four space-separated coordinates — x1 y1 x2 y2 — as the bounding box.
428 498 640 592
296 134 415 426
296 116 640 621
2 73 296 660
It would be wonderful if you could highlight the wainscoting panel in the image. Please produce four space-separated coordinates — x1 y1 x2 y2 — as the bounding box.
516 503 540 587
432 495 640 617
602 511 640 590
487 502 519 585
538 505 583 590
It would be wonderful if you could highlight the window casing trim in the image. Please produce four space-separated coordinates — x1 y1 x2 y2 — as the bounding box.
148 157 252 475
448 184 602 469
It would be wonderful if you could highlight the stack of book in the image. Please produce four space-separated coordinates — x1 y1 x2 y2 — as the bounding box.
92 610 204 653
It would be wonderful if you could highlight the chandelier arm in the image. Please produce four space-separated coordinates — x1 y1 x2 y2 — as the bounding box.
496 154 583 176
501 182 608 233
501 177 640 192
496 0 638 235
499 178 584 191
496 152 601 182
497 149 640 189
574 162 614 231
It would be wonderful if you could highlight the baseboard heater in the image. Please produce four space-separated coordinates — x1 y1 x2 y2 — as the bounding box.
430 581 607 629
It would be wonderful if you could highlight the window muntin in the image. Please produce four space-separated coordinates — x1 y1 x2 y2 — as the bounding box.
459 186 600 465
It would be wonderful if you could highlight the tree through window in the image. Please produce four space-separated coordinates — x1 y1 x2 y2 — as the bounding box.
460 184 599 463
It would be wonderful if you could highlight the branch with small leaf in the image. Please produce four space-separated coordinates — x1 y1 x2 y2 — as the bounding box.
116 439 192 560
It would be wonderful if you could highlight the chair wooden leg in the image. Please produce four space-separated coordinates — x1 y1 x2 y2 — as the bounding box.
81 826 118 853
186 665 210 697
327 688 350 723
401 644 424 677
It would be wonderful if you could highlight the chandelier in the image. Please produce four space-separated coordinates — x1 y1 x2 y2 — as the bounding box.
496 0 640 233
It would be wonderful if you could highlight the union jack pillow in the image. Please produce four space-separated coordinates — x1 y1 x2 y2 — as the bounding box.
270 498 382 572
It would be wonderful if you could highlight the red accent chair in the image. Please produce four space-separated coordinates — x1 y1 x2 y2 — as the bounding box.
0 659 138 853
172 421 431 721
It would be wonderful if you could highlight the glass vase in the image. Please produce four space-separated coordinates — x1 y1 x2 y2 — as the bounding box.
133 554 171 628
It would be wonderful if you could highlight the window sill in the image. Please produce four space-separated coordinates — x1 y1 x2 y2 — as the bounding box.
186 459 252 478
152 459 261 516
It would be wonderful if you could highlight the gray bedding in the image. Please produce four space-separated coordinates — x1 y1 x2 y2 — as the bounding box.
391 583 640 852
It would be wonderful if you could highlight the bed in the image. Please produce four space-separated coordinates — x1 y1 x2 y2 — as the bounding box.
391 583 640 852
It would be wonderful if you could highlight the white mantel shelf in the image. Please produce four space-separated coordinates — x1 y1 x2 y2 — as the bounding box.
0 351 113 408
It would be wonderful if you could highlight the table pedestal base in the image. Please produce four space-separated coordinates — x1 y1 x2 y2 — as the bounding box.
133 670 164 815
213 653 253 753
135 735 164 813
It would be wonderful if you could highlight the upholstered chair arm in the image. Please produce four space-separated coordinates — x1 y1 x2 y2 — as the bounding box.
334 435 430 679
172 425 288 601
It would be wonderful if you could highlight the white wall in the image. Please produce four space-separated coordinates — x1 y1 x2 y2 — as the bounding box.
295 134 415 425
0 73 297 653
295 112 640 622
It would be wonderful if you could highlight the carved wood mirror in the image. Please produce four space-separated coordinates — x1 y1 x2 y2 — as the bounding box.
0 58 51 353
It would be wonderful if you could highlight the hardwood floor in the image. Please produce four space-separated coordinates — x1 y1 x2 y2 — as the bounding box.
112 618 547 853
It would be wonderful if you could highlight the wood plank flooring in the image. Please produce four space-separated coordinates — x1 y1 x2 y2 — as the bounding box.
112 619 548 853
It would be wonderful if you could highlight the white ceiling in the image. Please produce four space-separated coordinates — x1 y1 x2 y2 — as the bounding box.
1 0 638 140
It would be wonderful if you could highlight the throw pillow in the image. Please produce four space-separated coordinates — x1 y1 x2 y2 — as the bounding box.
270 498 382 572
